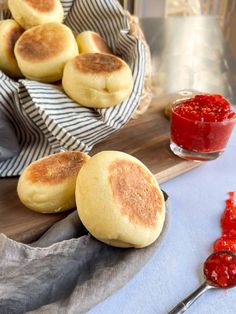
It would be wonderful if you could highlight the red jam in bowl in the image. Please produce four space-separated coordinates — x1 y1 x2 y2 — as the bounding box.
171 94 236 153
204 251 236 288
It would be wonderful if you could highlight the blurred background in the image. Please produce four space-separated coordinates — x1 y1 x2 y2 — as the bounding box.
119 0 236 104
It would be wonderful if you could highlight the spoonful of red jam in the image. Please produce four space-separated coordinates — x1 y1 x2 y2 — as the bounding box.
168 250 236 314
204 250 236 288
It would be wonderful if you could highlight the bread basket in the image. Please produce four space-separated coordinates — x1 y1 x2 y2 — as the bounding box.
0 0 152 177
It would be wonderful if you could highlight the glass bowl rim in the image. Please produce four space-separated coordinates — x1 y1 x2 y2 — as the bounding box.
171 99 236 125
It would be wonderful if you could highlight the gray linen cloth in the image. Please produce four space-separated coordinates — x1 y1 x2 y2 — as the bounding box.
0 193 168 314
0 107 20 161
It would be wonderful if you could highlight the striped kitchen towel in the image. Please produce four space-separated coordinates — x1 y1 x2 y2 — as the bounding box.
0 0 147 177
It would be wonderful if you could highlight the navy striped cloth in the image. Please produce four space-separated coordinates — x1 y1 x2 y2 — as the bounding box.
0 0 147 177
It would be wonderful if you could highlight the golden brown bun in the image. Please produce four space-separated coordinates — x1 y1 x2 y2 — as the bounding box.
76 31 112 54
76 151 165 248
17 151 90 213
15 23 79 82
0 19 24 77
62 53 133 108
8 0 64 30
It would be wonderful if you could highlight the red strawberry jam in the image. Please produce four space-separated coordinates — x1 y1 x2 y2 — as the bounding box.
204 251 236 288
171 94 236 153
214 236 236 253
214 192 236 253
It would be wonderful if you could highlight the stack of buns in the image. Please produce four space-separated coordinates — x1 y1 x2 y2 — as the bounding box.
17 150 165 249
0 0 133 108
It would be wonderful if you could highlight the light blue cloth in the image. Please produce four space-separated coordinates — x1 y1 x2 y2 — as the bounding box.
89 124 236 313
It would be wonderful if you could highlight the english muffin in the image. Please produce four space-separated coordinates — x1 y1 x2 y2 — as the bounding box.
14 23 79 82
0 19 24 77
76 31 112 54
17 151 90 213
8 0 64 30
75 151 165 248
62 53 133 108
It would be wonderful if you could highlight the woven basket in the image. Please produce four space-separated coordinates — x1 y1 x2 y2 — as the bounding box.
128 14 152 118
0 1 152 119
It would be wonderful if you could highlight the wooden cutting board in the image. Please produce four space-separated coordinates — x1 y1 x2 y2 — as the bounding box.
0 99 198 243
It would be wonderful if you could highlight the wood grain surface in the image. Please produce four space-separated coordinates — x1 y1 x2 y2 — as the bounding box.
0 100 199 243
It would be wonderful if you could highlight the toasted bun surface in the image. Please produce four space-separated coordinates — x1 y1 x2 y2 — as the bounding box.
62 53 133 108
0 19 24 77
8 0 64 29
76 31 112 54
75 52 122 73
15 23 79 82
76 151 165 248
17 151 90 213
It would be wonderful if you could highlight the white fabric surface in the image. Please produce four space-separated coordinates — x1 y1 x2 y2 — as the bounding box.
88 124 236 313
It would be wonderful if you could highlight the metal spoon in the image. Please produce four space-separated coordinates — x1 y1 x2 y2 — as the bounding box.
168 250 236 314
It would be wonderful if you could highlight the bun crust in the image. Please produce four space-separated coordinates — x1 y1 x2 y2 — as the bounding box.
8 0 64 29
62 53 133 108
76 31 112 54
24 0 57 12
75 53 123 73
76 151 165 248
109 159 162 227
15 23 79 82
0 19 24 77
17 151 90 213
16 23 69 62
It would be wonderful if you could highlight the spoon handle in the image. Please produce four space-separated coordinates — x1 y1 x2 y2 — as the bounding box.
168 281 212 314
